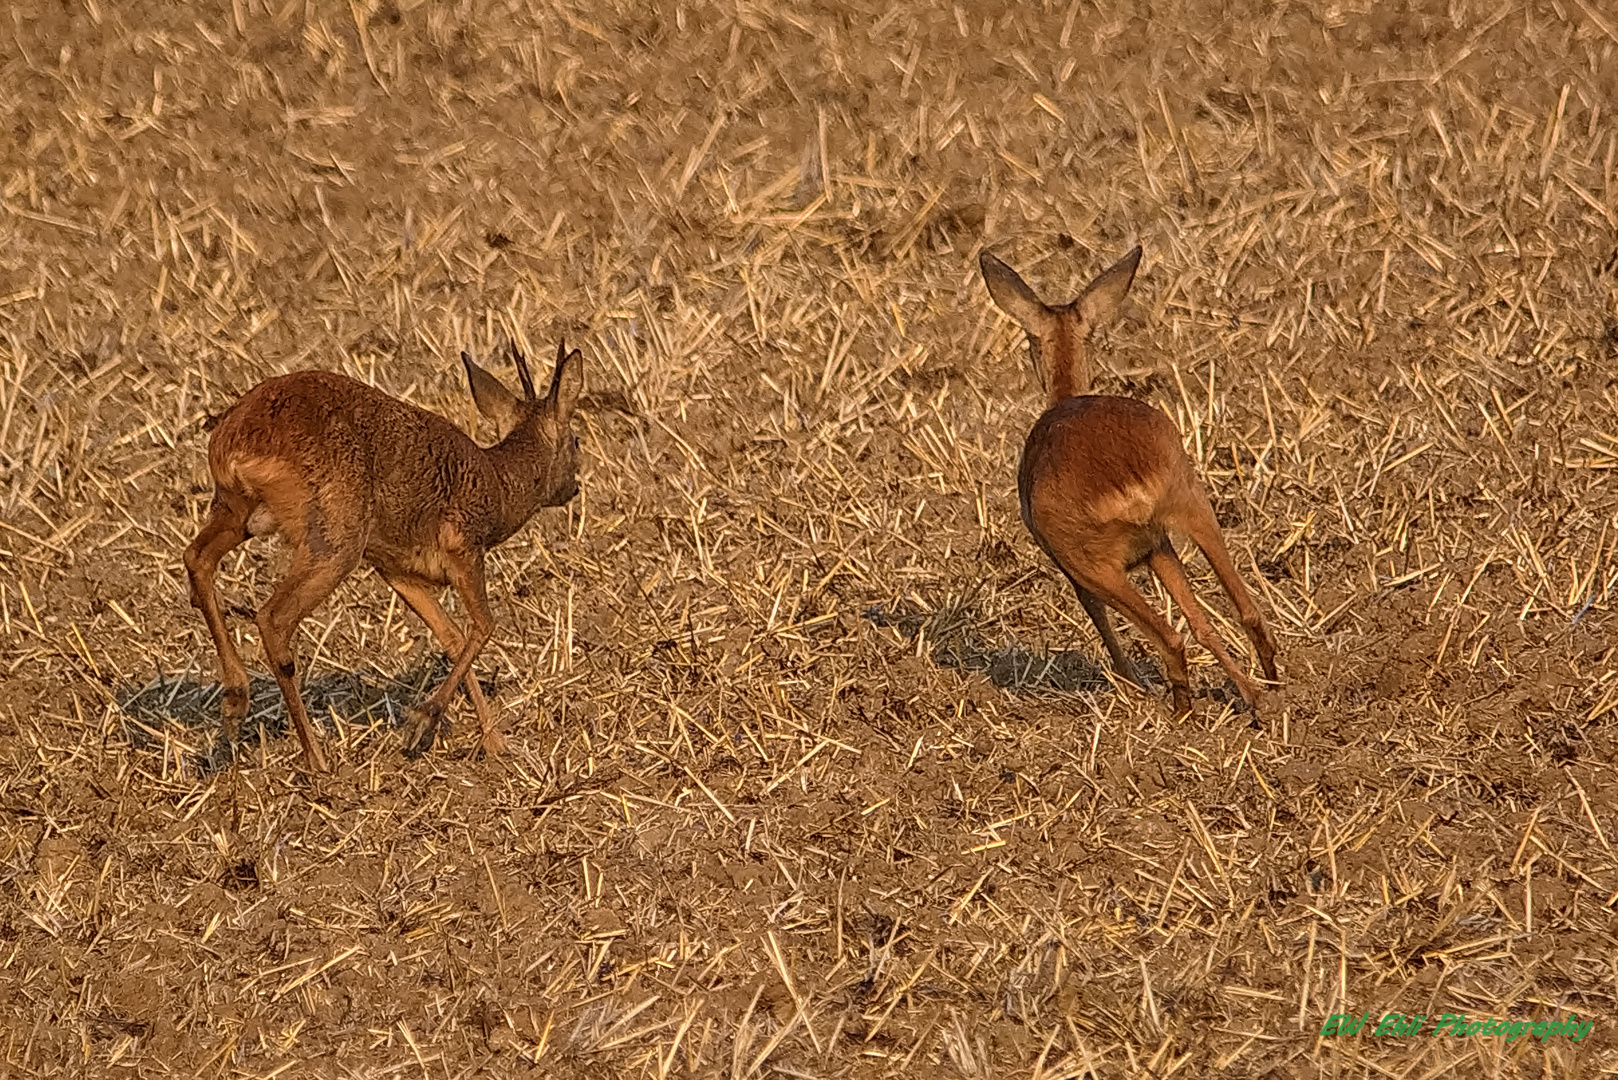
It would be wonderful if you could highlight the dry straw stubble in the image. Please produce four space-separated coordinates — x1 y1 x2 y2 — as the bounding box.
2 0 1618 1077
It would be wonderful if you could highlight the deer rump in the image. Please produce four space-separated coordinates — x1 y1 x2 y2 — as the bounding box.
1018 395 1191 568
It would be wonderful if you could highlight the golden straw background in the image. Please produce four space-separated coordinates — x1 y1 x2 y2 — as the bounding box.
2 0 1617 1075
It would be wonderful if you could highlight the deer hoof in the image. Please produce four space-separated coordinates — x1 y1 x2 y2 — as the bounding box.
401 703 445 759
480 728 508 758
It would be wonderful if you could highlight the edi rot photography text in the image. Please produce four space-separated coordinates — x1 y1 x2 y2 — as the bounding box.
1321 1011 1596 1043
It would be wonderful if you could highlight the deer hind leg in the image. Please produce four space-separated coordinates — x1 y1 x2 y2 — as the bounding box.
380 570 505 758
184 494 254 748
1061 571 1146 689
1179 494 1279 683
1147 542 1261 706
1067 561 1194 717
252 499 364 773
400 549 495 759
1032 515 1149 691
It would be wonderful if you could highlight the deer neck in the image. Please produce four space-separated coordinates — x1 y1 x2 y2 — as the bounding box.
483 431 549 542
1041 321 1088 408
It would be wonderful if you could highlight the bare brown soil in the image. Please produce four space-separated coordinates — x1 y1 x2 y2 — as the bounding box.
3 1 1617 1076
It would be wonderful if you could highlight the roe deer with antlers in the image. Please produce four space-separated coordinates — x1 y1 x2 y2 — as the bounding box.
979 245 1278 715
183 340 584 771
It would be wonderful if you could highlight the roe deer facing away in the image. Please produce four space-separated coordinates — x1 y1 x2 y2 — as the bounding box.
979 245 1278 715
183 341 584 771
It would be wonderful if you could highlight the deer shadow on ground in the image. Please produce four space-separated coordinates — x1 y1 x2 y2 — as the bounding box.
116 655 494 773
863 594 1251 708
864 598 1114 694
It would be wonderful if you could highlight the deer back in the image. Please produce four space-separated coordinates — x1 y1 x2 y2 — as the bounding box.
1018 395 1197 540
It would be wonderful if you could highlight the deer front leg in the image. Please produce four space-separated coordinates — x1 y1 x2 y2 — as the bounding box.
400 551 495 758
381 569 505 757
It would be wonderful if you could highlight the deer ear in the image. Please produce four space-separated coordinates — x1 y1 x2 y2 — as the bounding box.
463 351 523 437
549 345 584 421
1076 245 1141 331
979 250 1053 335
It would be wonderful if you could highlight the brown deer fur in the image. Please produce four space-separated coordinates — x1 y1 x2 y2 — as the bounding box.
980 245 1278 714
183 341 584 770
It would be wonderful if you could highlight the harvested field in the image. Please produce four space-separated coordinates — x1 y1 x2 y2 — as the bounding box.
4 0 1618 1075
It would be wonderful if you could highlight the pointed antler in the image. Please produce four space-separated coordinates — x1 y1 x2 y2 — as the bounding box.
510 339 537 400
550 338 569 398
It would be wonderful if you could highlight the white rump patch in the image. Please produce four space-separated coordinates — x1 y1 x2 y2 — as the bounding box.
246 506 279 536
1088 482 1158 525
